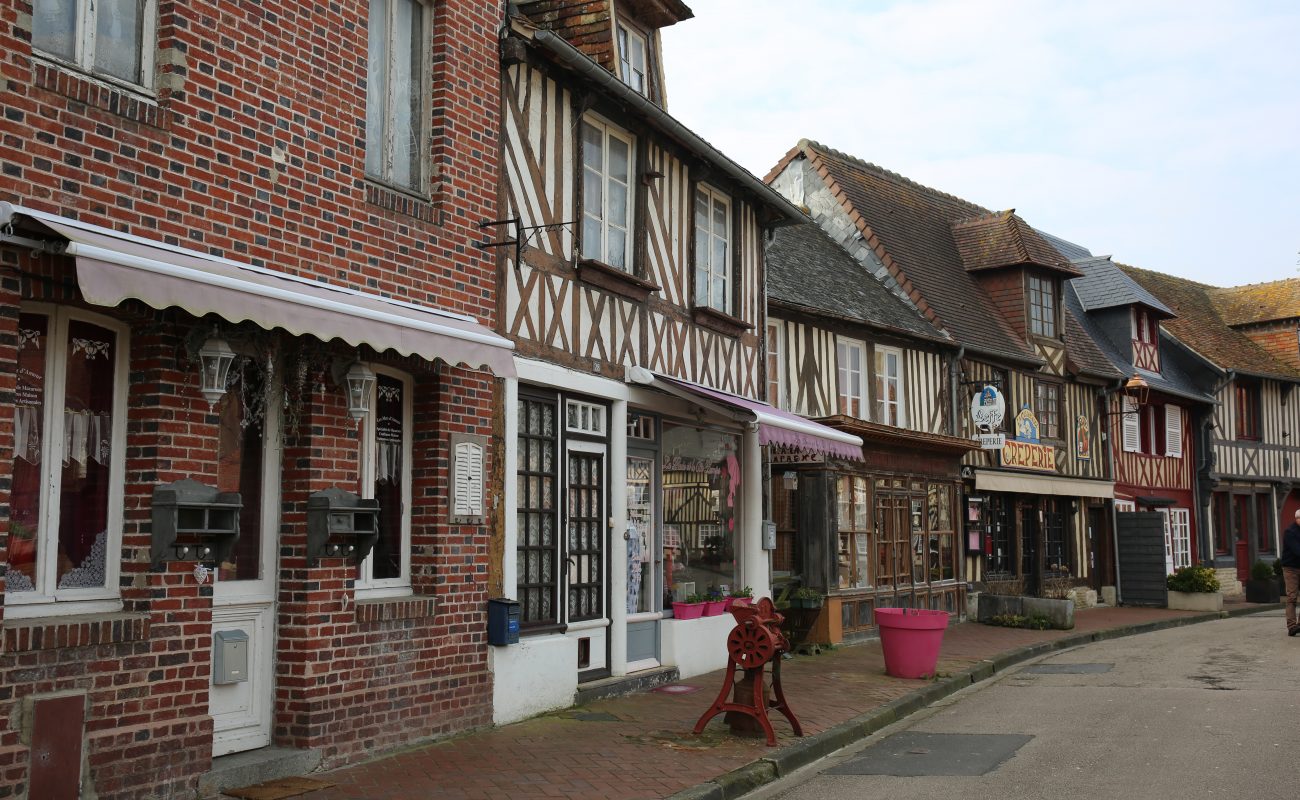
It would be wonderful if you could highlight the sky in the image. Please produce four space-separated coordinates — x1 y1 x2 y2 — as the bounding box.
661 0 1300 287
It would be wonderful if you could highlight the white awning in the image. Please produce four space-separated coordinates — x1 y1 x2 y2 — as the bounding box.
975 469 1114 499
10 205 515 376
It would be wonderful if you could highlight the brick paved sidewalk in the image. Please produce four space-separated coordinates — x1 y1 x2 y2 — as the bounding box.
299 604 1259 800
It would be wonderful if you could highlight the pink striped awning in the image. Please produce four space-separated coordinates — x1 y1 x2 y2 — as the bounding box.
652 375 862 461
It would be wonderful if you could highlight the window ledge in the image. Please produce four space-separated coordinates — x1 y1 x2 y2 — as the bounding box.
32 57 167 129
3 612 149 652
364 179 440 224
691 305 752 337
354 594 437 624
576 258 660 302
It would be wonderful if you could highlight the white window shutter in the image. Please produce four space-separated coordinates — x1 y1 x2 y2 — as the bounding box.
1121 397 1141 453
1164 404 1183 457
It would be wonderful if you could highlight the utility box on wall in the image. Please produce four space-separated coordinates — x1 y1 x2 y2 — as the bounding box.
151 479 242 568
306 487 380 563
213 629 250 684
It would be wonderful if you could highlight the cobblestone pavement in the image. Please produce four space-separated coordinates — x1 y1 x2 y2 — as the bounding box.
300 604 1252 800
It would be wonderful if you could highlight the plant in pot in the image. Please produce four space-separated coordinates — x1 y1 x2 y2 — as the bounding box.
726 585 753 610
789 587 824 610
703 587 728 616
1245 560 1281 603
1166 564 1223 611
672 593 707 620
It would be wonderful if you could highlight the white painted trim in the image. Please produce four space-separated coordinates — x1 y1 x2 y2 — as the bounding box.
356 365 413 595
515 357 630 399
608 399 629 677
566 617 610 633
503 377 519 600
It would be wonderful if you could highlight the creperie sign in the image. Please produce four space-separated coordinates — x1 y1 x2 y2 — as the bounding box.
1001 439 1055 472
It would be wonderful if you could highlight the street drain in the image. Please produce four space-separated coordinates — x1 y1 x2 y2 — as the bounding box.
827 732 1032 777
1022 663 1114 674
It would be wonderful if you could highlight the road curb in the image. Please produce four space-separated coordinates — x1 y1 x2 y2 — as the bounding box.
664 606 1276 800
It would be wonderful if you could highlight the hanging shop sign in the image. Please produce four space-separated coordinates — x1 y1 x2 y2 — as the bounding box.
1013 404 1040 443
970 385 1006 450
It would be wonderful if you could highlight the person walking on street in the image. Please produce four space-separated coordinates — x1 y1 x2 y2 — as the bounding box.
1281 509 1300 636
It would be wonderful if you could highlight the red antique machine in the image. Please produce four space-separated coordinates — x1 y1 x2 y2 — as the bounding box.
693 597 803 746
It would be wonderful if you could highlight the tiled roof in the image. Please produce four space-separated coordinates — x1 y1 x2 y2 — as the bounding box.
1209 278 1300 326
767 223 948 342
793 140 1038 364
1120 264 1300 380
1071 256 1174 316
1064 283 1209 401
950 211 1081 276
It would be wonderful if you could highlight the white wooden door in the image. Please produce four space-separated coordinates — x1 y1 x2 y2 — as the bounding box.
209 371 281 756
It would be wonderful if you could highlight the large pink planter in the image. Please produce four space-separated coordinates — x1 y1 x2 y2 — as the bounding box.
875 608 949 679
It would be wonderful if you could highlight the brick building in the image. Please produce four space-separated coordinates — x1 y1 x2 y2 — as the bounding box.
0 1 512 797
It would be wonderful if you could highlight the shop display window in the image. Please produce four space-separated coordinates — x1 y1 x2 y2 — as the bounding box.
662 425 741 599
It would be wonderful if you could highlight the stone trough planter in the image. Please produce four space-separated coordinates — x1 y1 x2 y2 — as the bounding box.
1165 590 1223 612
975 594 1075 630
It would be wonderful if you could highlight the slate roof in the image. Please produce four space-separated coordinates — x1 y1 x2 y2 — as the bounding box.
1062 302 1124 381
1209 279 1300 326
1064 283 1210 402
1071 256 1174 316
1035 229 1092 261
950 211 1081 276
782 141 1038 364
766 223 948 342
1120 265 1300 381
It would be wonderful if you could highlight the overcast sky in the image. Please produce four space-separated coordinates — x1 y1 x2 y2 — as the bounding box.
661 0 1300 287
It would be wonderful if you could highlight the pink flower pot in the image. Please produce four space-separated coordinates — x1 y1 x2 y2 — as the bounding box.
704 599 728 616
672 601 705 620
875 607 949 679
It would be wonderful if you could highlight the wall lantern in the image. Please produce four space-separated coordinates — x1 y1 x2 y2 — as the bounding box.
342 361 376 421
1123 373 1150 407
198 336 238 409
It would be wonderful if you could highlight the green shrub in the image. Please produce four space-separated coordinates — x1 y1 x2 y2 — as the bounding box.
728 585 753 599
1167 565 1220 593
1025 614 1053 630
1250 560 1274 581
791 587 823 601
987 614 1027 628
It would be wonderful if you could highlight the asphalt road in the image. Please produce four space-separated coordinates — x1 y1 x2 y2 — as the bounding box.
754 609 1300 800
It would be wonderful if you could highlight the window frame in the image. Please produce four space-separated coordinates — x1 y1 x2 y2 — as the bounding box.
1027 273 1058 339
872 345 905 427
835 475 872 590
1034 380 1062 441
364 0 433 194
580 115 636 271
31 0 159 92
615 22 649 96
356 365 414 597
5 304 130 617
517 391 561 630
1234 381 1261 441
693 183 733 314
766 322 786 410
835 337 867 419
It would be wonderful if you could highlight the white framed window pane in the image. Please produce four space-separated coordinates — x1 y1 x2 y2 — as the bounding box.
389 0 419 188
607 227 627 269
365 0 390 178
9 313 50 593
95 0 144 83
608 181 628 232
582 217 602 262
609 136 629 185
618 26 631 80
582 122 603 170
370 374 406 581
32 0 77 61
713 198 727 234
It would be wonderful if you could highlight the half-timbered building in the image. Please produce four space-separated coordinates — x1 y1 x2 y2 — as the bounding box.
492 5 858 723
1066 256 1217 593
764 222 978 642
1122 266 1300 592
767 141 1119 603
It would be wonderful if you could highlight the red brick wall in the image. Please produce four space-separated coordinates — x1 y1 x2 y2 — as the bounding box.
1237 321 1300 370
975 269 1027 340
0 0 503 796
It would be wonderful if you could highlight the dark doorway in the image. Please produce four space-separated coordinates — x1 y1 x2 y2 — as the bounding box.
1019 503 1040 597
1088 505 1113 590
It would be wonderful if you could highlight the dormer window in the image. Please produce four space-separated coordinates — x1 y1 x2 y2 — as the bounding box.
616 24 648 95
1131 308 1161 371
1027 274 1057 338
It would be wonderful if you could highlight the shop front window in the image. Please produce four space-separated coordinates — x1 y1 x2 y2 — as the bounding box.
215 360 267 582
836 475 870 589
927 483 956 582
1044 498 1071 576
662 425 740 601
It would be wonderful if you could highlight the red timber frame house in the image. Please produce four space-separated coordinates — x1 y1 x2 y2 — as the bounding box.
766 141 1120 605
1122 267 1300 593
1065 256 1216 597
0 1 513 797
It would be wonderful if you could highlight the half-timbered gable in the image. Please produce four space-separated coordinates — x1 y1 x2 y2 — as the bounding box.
1123 264 1300 589
766 140 1117 602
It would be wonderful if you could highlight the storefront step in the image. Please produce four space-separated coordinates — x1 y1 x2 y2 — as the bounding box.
198 746 322 798
575 666 680 706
